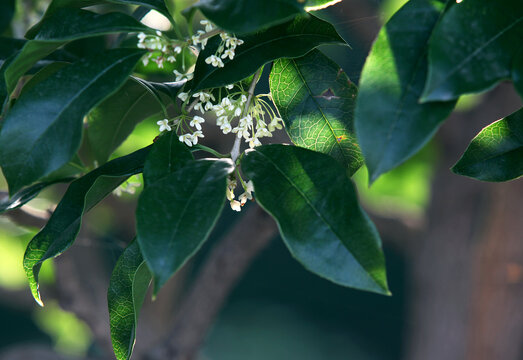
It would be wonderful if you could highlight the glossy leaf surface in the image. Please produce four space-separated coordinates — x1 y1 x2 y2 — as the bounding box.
87 79 164 165
137 158 234 293
23 147 151 305
142 130 193 185
0 49 145 195
107 0 171 18
452 108 523 182
192 0 342 33
5 8 150 94
354 0 455 182
241 144 389 294
108 239 151 360
270 49 362 175
422 0 523 101
192 14 346 91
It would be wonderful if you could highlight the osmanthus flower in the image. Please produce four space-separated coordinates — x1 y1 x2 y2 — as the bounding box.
157 119 171 132
190 116 205 130
230 200 242 212
239 181 254 205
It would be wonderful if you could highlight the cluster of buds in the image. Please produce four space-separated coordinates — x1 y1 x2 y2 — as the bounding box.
137 31 184 69
227 177 254 212
113 176 141 197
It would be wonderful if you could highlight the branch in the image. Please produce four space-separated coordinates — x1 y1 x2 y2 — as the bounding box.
147 204 277 360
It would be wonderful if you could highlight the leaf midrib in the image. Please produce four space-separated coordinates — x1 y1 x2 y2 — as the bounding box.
255 150 380 287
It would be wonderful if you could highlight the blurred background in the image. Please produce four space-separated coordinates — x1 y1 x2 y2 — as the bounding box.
0 0 522 359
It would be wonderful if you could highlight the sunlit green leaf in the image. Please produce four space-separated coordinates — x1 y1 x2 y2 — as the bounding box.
241 144 389 295
107 0 172 18
270 49 362 175
23 146 151 306
137 158 234 294
87 79 166 165
354 0 455 182
452 107 523 182
192 14 346 91
191 0 342 34
5 8 151 94
108 239 151 360
421 0 523 101
0 49 145 195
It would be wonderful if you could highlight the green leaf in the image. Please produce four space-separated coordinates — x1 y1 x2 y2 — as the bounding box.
108 239 151 360
0 0 16 33
107 0 172 18
191 14 346 91
5 8 151 94
270 49 363 175
87 79 165 165
0 38 25 60
421 0 523 101
0 48 145 195
24 146 151 306
354 0 455 182
452 107 523 182
191 0 342 34
241 144 389 295
137 158 234 294
142 130 194 185
0 178 75 214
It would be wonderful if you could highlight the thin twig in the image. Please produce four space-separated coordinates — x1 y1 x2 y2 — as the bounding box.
147 204 277 360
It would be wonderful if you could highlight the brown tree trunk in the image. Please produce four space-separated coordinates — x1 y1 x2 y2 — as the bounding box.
405 85 522 360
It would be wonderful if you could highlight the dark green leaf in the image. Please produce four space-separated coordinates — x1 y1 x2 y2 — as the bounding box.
513 50 523 99
87 79 165 165
192 14 346 91
452 108 523 182
191 0 341 34
421 0 523 101
270 49 363 175
0 0 16 33
0 178 74 213
143 130 193 185
137 158 234 294
24 146 151 305
132 77 185 104
108 239 151 360
5 8 150 94
0 38 26 60
354 0 455 182
0 48 145 195
241 144 389 294
107 0 172 18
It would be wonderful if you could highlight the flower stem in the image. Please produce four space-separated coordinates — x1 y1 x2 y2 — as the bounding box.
230 67 262 162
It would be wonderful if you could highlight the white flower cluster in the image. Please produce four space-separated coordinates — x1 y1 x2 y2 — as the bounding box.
227 177 254 211
191 20 244 68
137 31 185 70
156 86 284 151
113 176 141 197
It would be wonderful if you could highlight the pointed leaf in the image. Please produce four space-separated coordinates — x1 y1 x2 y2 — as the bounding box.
0 48 145 195
143 130 193 185
87 79 165 165
421 0 523 101
241 144 389 294
270 49 363 175
106 0 171 18
452 108 523 182
354 0 455 182
108 239 151 360
0 178 75 214
137 158 234 293
23 146 151 305
5 8 151 94
191 14 346 91
192 0 342 34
